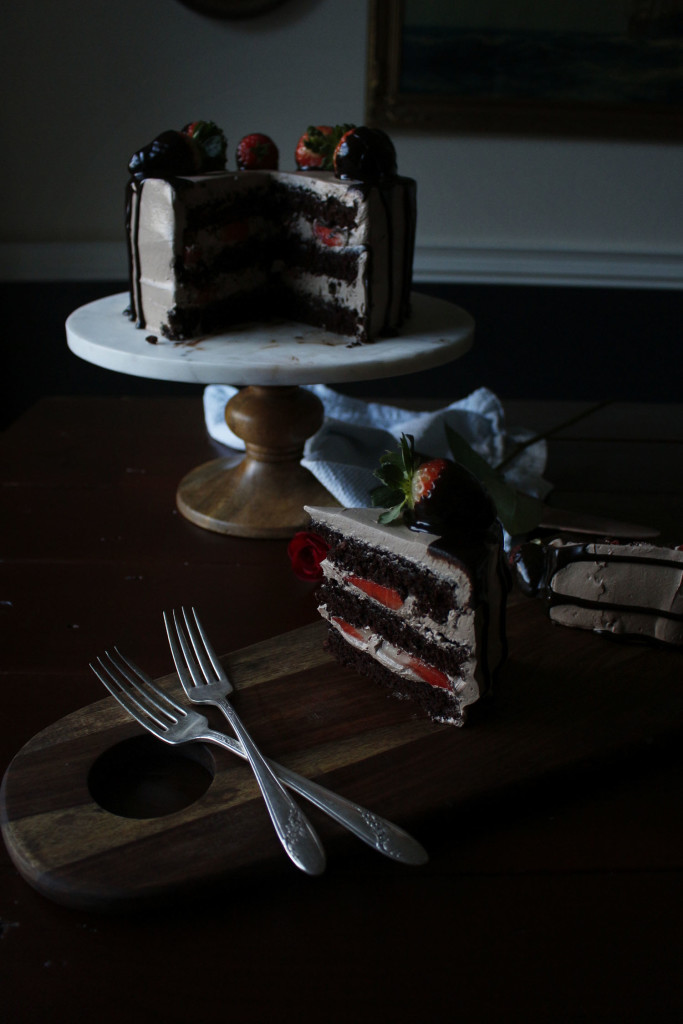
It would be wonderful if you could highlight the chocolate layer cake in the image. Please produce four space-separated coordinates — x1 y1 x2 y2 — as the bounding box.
125 123 416 344
513 538 683 646
306 506 510 726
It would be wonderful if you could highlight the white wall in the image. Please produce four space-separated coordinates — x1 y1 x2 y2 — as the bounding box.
1 0 682 287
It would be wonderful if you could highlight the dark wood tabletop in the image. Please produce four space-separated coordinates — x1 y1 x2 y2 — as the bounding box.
2 394 682 1023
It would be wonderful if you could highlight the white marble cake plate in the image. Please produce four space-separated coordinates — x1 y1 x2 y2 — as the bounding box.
65 291 473 386
65 291 474 537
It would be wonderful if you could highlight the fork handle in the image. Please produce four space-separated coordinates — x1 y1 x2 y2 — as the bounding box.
210 702 326 877
268 760 428 866
205 719 428 866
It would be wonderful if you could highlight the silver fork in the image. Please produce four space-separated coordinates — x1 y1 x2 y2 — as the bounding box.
91 648 326 876
164 607 428 866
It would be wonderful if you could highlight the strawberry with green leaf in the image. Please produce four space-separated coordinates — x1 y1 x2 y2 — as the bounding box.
371 434 497 535
295 124 355 171
181 120 227 171
236 133 279 170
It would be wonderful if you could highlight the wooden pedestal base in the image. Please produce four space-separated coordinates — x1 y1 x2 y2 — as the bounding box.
176 385 336 538
67 292 475 539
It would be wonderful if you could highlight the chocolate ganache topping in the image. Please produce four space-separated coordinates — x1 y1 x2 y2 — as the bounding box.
334 127 398 182
510 541 546 596
405 459 497 538
371 433 497 539
370 433 506 616
128 121 227 179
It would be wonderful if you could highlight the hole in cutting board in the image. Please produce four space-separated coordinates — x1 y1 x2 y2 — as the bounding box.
88 735 215 819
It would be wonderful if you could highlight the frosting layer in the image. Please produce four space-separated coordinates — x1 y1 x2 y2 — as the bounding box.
513 538 683 645
306 505 510 724
126 169 416 344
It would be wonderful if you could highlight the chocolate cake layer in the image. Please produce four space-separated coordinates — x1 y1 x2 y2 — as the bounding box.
306 506 510 725
126 169 415 343
325 627 466 726
318 579 471 676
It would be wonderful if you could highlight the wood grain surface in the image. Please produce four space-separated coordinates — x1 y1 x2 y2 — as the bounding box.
3 600 682 912
2 396 683 1023
176 385 336 537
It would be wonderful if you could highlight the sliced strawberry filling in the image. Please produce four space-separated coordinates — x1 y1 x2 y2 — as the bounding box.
405 656 451 690
331 615 451 691
345 574 404 610
314 221 346 247
331 617 365 642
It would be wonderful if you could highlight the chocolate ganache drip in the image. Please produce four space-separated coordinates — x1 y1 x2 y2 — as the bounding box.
128 121 227 180
332 126 403 334
512 539 683 626
405 460 497 539
334 127 398 182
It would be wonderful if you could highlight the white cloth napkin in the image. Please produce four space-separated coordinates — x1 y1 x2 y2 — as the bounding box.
203 384 551 512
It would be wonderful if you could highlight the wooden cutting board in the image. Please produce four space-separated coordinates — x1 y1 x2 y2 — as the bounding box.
2 601 683 911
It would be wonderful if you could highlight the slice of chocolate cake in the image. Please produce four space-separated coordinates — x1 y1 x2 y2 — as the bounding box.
513 538 683 646
304 435 511 726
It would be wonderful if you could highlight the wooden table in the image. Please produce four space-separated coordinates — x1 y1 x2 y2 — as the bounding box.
2 395 682 1022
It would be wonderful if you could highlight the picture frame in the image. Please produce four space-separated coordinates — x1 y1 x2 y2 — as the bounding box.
366 0 683 140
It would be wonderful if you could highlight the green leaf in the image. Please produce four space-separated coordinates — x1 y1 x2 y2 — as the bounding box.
378 503 405 524
375 462 404 487
372 433 416 512
304 124 356 169
370 483 403 508
444 423 543 535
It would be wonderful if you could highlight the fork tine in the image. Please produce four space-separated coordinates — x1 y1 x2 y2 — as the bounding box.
185 607 223 678
164 610 204 693
111 647 186 719
96 648 185 726
163 610 186 684
90 655 171 736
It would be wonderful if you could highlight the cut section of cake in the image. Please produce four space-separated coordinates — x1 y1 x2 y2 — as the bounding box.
125 121 416 344
304 435 511 726
512 538 683 646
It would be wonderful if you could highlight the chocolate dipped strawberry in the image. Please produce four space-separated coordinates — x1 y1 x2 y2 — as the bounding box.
371 433 497 536
236 133 279 170
181 120 227 171
128 130 203 178
334 126 397 182
407 457 497 534
295 124 355 171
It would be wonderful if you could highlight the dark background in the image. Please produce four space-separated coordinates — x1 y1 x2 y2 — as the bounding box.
2 280 680 430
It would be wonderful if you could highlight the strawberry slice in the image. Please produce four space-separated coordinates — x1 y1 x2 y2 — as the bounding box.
405 656 451 690
313 222 346 247
346 575 404 610
331 617 365 641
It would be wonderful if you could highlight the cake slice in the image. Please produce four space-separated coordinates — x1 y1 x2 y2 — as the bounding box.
512 538 683 646
304 435 511 726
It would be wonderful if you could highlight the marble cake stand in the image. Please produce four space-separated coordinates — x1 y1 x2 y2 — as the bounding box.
66 291 474 538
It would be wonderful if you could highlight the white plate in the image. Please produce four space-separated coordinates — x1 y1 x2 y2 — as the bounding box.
65 291 474 387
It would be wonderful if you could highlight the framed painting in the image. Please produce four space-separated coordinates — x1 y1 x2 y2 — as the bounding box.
366 0 683 139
